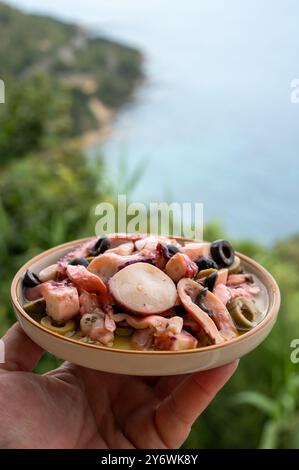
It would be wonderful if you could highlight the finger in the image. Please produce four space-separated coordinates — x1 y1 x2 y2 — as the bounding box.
0 323 44 372
155 361 238 448
155 375 190 400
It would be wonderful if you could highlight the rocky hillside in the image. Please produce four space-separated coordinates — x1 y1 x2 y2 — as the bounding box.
0 2 143 135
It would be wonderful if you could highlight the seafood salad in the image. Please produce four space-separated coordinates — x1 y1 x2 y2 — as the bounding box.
22 234 264 351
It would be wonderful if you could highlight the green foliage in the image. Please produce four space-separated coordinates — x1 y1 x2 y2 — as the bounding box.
0 74 72 164
0 2 75 76
204 222 227 242
71 37 143 108
0 0 141 339
104 154 147 197
232 374 299 449
0 0 298 450
0 144 106 324
69 88 98 135
0 2 143 138
0 70 108 337
184 236 299 449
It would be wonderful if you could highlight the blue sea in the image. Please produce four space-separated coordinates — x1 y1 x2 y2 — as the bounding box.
10 0 299 244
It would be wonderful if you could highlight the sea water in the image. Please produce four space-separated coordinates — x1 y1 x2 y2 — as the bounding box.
11 0 299 244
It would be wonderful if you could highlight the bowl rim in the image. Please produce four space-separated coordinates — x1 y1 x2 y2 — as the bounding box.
11 235 281 356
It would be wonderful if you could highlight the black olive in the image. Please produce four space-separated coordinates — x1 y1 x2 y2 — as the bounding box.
157 243 171 261
195 256 218 271
51 320 66 327
91 236 111 256
210 239 235 268
195 288 213 316
68 257 89 267
23 269 41 288
205 271 218 291
166 244 181 256
23 298 46 321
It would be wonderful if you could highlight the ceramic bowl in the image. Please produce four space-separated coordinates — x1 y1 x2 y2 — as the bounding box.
11 236 281 376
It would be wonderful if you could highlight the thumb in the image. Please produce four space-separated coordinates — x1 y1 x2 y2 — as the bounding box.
0 323 44 372
155 361 238 448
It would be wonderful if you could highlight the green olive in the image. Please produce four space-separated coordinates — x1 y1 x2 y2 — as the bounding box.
196 268 218 280
228 256 242 274
227 297 261 331
115 327 134 337
23 298 46 321
41 316 76 335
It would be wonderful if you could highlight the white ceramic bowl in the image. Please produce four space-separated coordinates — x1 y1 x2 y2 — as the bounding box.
11 236 281 376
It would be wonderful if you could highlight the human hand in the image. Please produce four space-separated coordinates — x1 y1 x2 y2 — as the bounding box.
0 323 238 449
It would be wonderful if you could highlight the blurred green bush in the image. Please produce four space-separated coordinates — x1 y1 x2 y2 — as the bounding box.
0 2 143 136
0 74 108 370
0 75 72 164
184 228 299 449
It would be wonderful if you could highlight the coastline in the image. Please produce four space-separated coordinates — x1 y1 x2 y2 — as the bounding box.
75 97 116 148
72 77 146 149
